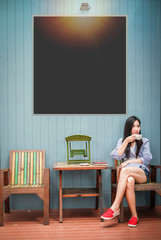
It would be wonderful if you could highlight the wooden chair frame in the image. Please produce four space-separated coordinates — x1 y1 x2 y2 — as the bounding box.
111 161 161 223
0 150 50 226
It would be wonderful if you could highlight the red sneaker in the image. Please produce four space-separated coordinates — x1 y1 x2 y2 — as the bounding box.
128 217 138 227
101 208 120 220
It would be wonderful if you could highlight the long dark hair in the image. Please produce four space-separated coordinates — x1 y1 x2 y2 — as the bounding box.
123 116 143 158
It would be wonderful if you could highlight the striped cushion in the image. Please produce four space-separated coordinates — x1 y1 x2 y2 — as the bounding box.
11 151 43 186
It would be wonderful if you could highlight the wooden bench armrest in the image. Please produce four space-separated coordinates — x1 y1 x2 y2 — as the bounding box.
109 166 121 170
0 169 9 172
44 168 50 174
43 168 50 186
150 165 161 169
0 169 9 186
149 165 161 182
110 165 161 169
44 168 50 173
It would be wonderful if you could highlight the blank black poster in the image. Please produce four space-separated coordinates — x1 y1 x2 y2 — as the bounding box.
34 16 126 114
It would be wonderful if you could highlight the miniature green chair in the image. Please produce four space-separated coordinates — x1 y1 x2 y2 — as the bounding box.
65 135 91 164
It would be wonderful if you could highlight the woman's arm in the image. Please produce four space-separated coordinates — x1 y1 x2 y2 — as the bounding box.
110 138 124 160
139 139 152 165
110 135 136 160
117 135 136 156
121 158 142 168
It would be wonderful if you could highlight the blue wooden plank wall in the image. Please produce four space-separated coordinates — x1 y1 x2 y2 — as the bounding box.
0 0 160 210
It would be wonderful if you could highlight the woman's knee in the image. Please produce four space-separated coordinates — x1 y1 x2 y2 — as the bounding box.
120 167 130 178
126 176 135 189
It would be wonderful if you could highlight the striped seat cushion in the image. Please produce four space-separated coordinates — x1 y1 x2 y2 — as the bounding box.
10 151 44 186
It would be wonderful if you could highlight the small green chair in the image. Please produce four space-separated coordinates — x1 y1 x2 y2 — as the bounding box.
65 135 91 164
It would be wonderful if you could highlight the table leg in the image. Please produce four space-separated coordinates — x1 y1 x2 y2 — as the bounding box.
59 170 63 223
98 170 104 221
96 170 99 210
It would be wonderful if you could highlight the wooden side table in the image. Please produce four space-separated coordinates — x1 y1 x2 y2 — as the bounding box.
53 162 108 223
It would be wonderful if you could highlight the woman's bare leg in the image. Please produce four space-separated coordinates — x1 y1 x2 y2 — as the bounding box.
125 176 137 218
111 167 146 212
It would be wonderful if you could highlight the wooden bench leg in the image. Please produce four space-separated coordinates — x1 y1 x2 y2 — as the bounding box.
111 169 117 205
150 167 156 208
5 198 10 213
111 187 116 206
118 200 124 223
0 172 4 226
44 168 50 225
0 199 3 226
44 198 49 225
4 171 10 213
150 190 156 209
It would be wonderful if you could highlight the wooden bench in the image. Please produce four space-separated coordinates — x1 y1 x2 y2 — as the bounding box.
0 150 50 226
111 159 161 222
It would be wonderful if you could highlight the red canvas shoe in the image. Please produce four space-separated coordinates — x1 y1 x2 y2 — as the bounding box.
101 208 120 220
128 217 139 227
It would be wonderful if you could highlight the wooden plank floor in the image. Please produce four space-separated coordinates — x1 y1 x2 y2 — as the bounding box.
0 206 161 240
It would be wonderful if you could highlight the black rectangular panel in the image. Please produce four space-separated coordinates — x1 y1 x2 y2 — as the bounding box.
34 16 126 114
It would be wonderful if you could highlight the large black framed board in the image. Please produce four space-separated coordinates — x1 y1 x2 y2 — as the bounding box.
33 16 126 114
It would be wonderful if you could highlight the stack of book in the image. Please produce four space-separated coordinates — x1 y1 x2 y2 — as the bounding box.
92 161 108 166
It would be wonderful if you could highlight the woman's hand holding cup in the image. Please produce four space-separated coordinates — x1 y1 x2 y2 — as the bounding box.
125 135 136 144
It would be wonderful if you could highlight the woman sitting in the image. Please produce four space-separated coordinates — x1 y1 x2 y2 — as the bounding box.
101 116 152 227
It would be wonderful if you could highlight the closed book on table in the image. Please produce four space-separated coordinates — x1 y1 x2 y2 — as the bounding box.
92 161 108 166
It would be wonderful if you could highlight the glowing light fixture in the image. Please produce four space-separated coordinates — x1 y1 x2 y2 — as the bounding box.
80 3 91 11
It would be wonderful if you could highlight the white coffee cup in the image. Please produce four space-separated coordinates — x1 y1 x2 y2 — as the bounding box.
134 134 142 140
